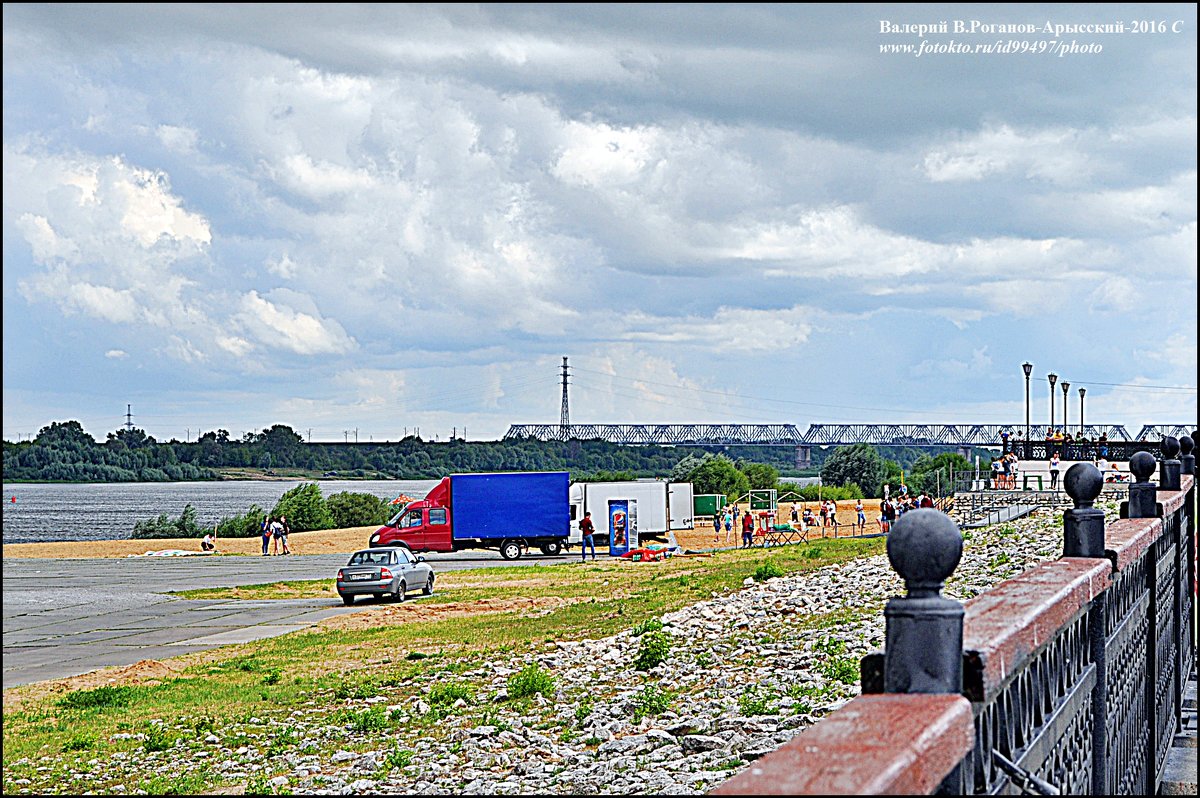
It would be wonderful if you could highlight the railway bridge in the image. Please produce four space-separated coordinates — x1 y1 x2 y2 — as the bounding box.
503 423 1193 467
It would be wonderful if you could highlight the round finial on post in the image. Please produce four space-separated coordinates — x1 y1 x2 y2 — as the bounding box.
1181 435 1195 457
1181 435 1196 476
1065 463 1103 508
886 509 963 598
1161 436 1180 459
1129 451 1157 483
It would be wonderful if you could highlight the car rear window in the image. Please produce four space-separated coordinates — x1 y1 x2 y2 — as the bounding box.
349 551 392 565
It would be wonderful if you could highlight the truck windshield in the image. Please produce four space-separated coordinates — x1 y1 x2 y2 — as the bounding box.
399 510 423 528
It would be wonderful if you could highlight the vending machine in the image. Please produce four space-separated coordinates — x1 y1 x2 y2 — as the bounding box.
607 499 638 556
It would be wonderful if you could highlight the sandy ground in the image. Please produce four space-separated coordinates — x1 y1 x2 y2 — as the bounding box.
674 499 884 551
2 525 379 559
5 499 892 559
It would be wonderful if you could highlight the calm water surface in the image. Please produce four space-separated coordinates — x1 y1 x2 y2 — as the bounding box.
1 480 440 544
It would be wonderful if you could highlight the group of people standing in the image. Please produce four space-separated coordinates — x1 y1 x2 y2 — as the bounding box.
261 515 291 555
990 452 1022 489
878 492 935 533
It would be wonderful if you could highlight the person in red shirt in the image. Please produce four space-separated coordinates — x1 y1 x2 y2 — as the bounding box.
741 511 755 548
579 511 596 561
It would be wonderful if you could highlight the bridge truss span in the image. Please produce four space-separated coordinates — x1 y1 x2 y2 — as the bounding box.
501 422 1186 447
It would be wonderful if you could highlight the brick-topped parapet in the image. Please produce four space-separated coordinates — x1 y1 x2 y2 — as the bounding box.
961 558 1111 702
709 694 973 796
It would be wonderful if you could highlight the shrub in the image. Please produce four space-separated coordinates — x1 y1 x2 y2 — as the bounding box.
216 504 268 538
738 687 779 716
753 561 785 582
342 705 388 733
58 685 141 710
631 684 673 722
63 732 96 751
327 491 392 528
429 682 473 707
271 483 333 532
143 724 175 752
631 618 663 636
385 745 414 771
633 631 672 671
131 503 204 539
507 664 555 699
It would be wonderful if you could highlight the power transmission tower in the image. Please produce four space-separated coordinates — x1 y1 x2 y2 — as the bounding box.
125 404 135 432
559 356 570 440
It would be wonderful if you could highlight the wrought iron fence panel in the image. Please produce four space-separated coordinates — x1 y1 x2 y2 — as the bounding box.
1151 521 1179 786
1103 556 1151 795
964 608 1095 795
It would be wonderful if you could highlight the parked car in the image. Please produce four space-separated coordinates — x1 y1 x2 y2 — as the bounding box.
336 547 434 606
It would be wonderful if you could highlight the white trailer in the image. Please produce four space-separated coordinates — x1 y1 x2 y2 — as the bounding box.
568 480 694 544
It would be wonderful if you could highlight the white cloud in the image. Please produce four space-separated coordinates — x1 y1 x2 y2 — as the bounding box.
104 349 128 359
156 124 199 153
235 290 356 355
922 124 1093 184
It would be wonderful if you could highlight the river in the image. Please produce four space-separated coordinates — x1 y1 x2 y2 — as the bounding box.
1 480 441 544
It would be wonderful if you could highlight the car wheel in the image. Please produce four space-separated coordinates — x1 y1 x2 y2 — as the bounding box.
500 539 523 560
341 595 355 606
423 574 435 596
541 541 563 556
396 581 406 602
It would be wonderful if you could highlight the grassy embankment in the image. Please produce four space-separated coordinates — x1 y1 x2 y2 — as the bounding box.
2 536 883 793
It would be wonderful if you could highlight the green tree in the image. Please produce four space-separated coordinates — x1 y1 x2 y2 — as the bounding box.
326 491 391 528
738 461 779 490
684 455 750 499
35 420 96 447
821 444 886 498
272 483 334 531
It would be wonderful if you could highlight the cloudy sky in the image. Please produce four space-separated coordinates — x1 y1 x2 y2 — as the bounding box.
3 4 1196 443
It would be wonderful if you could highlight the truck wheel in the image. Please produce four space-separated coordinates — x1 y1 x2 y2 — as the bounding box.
500 540 523 560
540 541 563 556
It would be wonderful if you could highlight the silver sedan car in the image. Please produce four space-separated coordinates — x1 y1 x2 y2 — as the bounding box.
336 547 435 605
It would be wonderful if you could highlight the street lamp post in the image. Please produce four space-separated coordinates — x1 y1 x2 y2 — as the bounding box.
1048 373 1057 432
1022 362 1033 451
1078 388 1086 436
1061 381 1070 433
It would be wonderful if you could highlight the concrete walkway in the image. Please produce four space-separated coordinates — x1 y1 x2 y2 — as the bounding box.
2 550 569 689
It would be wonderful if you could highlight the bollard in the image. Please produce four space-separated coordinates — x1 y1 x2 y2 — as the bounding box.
1063 463 1106 558
1159 436 1182 491
1063 462 1108 795
883 509 964 694
1121 450 1159 519
1180 435 1195 476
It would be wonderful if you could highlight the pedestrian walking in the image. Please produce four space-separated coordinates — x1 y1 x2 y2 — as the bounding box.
1049 452 1061 490
723 508 734 545
270 517 283 555
741 511 754 548
580 511 597 561
261 515 271 556
712 511 721 544
855 500 865 533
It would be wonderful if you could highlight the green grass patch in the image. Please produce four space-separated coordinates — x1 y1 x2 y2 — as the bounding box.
631 684 674 722
507 664 554 699
2 536 885 787
633 630 672 670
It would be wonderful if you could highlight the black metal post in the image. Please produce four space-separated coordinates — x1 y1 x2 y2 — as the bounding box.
1063 463 1108 795
1122 451 1159 519
1078 387 1086 437
1159 436 1181 491
1181 435 1195 476
882 509 964 694
1048 373 1057 430
1023 362 1033 445
1062 381 1070 432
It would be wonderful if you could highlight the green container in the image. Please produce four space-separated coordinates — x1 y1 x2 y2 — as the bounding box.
693 494 726 517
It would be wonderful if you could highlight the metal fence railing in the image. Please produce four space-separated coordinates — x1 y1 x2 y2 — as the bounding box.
714 434 1197 796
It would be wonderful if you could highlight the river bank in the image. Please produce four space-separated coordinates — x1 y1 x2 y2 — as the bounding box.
2 526 378 559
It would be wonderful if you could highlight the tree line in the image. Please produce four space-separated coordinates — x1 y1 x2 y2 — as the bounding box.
4 420 982 492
